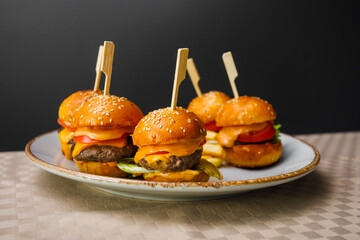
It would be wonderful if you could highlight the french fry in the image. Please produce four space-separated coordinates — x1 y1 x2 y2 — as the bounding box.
203 142 224 158
206 130 217 140
201 157 223 168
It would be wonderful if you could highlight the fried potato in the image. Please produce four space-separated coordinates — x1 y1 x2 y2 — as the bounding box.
203 142 224 157
206 130 217 140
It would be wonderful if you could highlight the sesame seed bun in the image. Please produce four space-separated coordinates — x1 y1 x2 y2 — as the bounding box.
74 160 129 178
216 96 276 127
72 94 143 129
187 91 230 124
133 107 206 146
224 142 282 168
145 170 210 182
58 90 101 124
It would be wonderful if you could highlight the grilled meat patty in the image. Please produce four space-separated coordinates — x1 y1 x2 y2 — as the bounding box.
138 149 202 172
74 136 137 162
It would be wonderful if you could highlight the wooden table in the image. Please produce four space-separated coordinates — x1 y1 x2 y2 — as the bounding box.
1 131 359 239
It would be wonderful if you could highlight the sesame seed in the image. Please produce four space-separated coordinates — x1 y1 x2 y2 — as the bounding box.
101 121 103 125
183 129 186 133
169 129 172 133
80 115 83 118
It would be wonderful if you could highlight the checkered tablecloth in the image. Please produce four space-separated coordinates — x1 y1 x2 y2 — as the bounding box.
1 132 359 239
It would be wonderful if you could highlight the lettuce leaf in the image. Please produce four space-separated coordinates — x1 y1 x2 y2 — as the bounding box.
273 124 281 142
117 162 160 174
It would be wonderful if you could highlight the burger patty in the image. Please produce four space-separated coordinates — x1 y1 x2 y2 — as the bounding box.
234 136 280 146
74 137 138 162
138 149 202 172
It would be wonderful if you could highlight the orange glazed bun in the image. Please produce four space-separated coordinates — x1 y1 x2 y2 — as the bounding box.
57 90 101 160
187 91 230 125
216 95 276 127
58 90 101 125
215 96 282 168
224 142 282 168
72 95 143 129
133 107 206 146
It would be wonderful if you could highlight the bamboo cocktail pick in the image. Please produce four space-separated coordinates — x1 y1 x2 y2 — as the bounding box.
222 51 239 98
186 58 202 97
93 45 104 91
170 48 189 110
101 41 115 96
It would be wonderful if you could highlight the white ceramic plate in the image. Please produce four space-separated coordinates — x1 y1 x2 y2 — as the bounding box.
25 131 320 201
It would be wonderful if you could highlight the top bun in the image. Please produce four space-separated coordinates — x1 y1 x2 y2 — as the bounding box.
215 96 276 126
58 90 101 123
72 94 143 129
187 91 230 124
133 107 206 146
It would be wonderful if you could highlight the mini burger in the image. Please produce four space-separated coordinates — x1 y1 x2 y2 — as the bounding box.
118 107 222 182
71 94 143 177
187 91 230 167
188 91 230 132
215 96 282 168
57 90 101 159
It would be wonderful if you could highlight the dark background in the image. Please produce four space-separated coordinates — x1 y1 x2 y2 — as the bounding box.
1 0 359 151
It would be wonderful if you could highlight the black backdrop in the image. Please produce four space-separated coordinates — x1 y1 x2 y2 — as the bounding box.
1 0 359 151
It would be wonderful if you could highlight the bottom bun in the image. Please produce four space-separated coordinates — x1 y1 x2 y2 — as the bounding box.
224 141 282 168
74 160 129 178
145 170 210 182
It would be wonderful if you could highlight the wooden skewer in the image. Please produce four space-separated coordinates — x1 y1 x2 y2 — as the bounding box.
186 58 202 97
93 45 104 91
101 41 115 96
170 48 189 110
222 51 239 98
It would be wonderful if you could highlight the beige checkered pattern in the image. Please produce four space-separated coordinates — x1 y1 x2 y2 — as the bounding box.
1 132 360 239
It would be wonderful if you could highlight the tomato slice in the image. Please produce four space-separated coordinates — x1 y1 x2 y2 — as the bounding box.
148 151 170 155
57 119 76 132
205 121 221 132
74 134 128 144
236 122 275 143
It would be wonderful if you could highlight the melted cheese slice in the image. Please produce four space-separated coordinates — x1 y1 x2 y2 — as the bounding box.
134 139 203 164
72 137 128 157
143 154 172 171
58 128 75 144
216 122 268 148
74 127 132 141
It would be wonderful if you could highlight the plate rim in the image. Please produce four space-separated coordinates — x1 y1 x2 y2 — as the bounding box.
25 130 320 189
